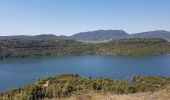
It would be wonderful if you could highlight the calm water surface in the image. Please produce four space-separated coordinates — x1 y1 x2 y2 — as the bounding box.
0 55 170 91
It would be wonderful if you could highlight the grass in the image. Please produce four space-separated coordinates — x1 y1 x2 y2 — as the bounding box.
59 85 170 100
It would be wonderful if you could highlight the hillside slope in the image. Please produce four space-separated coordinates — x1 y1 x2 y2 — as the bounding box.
0 38 170 58
1 74 170 100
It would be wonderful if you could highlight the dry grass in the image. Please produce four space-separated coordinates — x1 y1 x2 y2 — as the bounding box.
56 93 150 100
51 93 170 100
47 87 170 100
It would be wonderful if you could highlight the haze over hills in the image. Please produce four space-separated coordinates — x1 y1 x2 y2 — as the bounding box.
0 30 170 41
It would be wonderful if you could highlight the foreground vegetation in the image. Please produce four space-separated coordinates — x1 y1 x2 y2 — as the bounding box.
61 88 170 100
1 74 170 100
0 38 170 58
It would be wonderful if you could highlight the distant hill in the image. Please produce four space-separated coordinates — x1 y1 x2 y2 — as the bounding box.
33 34 58 40
0 30 170 41
71 30 170 41
0 34 60 40
70 30 129 41
131 30 170 40
0 35 32 40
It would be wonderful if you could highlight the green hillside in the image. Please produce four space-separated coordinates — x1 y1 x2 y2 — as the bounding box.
0 38 170 58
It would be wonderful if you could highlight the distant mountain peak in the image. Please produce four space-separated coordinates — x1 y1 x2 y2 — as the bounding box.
70 30 129 41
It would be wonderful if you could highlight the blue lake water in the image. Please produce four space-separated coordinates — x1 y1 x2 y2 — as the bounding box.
0 55 170 91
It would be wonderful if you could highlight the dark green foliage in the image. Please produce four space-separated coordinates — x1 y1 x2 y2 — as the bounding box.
127 85 138 93
29 85 46 100
62 83 77 97
92 82 102 90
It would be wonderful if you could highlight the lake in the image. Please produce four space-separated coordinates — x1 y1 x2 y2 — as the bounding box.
0 55 170 92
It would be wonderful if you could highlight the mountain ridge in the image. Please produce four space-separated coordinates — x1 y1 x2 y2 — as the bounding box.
0 30 170 41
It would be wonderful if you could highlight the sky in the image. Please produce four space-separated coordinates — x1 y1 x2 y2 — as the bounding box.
0 0 170 36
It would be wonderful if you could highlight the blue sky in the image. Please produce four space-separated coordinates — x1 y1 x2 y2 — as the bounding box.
0 0 170 36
